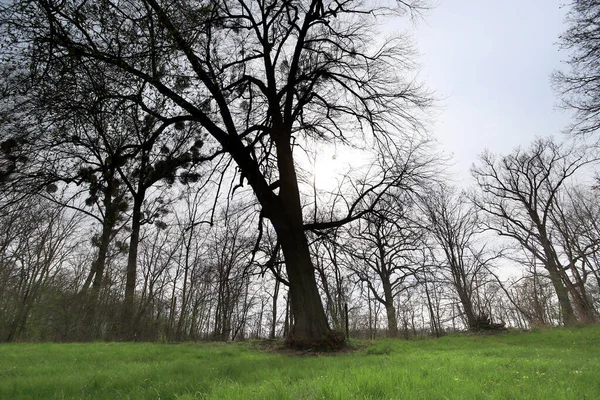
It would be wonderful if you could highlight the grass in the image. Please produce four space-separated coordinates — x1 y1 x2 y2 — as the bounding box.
0 326 599 399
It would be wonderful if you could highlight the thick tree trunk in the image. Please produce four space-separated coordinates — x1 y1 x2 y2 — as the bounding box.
457 290 477 330
269 135 339 348
538 226 578 325
546 264 577 325
277 226 330 342
449 261 479 330
382 279 398 337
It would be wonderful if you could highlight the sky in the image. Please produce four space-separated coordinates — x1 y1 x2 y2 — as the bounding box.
311 1 574 189
414 0 573 183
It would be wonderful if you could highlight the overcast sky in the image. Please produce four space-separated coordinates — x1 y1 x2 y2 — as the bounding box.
414 0 572 182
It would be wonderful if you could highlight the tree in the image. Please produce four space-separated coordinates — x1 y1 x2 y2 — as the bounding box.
553 0 600 134
472 137 598 325
308 135 439 337
2 0 431 346
0 196 83 341
0 15 220 339
420 184 498 330
207 208 255 341
311 231 351 334
503 257 561 327
108 105 211 339
341 192 424 337
548 186 600 322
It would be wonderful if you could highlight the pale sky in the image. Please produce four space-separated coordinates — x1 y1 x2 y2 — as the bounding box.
311 1 573 190
415 0 572 182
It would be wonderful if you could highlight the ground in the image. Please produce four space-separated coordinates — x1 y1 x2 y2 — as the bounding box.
1 326 599 399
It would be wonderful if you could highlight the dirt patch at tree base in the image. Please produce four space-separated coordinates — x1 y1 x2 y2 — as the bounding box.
256 332 365 356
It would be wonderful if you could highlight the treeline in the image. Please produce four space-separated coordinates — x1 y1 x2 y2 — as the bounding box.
0 0 599 344
0 135 598 342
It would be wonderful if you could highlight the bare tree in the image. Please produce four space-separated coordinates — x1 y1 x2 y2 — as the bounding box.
0 196 83 341
553 0 600 134
206 207 256 341
1 0 433 346
421 184 500 330
511 261 560 327
311 232 350 333
472 137 598 325
548 186 600 321
341 192 424 337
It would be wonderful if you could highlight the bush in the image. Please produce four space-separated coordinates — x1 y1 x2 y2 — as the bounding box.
470 314 506 332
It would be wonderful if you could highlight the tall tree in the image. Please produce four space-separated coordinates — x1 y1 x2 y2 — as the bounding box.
421 184 497 330
0 59 133 338
548 186 599 322
472 137 597 325
1 63 211 339
0 196 82 341
342 192 424 337
2 0 431 346
553 0 600 134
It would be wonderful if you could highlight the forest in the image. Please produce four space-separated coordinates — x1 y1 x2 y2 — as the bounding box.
0 0 599 349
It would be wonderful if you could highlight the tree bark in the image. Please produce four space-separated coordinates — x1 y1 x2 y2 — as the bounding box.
122 187 145 340
546 263 577 325
277 226 330 342
270 277 280 339
457 288 477 330
268 135 334 346
382 279 398 337
538 231 578 325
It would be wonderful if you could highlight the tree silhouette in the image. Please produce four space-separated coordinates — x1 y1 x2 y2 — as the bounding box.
1 0 431 346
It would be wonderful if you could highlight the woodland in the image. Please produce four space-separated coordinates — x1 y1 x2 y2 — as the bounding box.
0 0 599 348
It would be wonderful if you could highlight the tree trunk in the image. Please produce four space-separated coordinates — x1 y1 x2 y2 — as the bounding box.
424 280 440 337
367 290 374 339
6 301 29 342
277 228 330 342
283 293 290 338
538 226 578 325
176 239 192 341
562 261 598 323
269 136 337 348
546 263 577 325
458 289 477 330
122 188 145 340
81 217 112 340
567 280 597 323
317 261 341 329
270 277 280 339
382 279 398 337
79 174 119 340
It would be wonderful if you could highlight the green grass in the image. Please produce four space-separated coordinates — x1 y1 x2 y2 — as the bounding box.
1 326 599 399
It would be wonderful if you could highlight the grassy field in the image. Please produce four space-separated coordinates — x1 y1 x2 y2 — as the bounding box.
0 326 598 399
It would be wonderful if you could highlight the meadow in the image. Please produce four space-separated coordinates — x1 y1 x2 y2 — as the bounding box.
0 326 598 399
